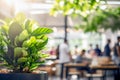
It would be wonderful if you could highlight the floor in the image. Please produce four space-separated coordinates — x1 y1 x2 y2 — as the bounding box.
48 76 114 80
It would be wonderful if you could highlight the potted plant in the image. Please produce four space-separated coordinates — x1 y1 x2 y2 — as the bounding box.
0 13 53 80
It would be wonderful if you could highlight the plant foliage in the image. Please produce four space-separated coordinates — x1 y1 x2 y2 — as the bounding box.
0 13 53 72
50 0 106 17
77 7 120 32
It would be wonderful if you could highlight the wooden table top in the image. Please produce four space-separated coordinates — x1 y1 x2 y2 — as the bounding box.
89 65 119 69
64 62 119 69
64 63 88 67
99 61 115 66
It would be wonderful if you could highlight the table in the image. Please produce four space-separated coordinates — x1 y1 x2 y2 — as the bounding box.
38 60 59 76
90 65 120 80
64 62 119 80
64 63 87 79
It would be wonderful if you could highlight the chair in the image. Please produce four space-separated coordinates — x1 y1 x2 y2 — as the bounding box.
67 68 82 80
84 70 104 80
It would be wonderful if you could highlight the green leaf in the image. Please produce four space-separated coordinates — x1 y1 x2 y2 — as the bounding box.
29 63 41 71
31 27 53 36
8 22 23 43
22 50 28 57
14 47 23 58
22 36 37 48
39 53 49 58
27 36 36 46
36 36 48 50
22 41 29 47
1 25 9 34
14 36 20 46
24 19 32 33
18 30 29 42
17 57 27 63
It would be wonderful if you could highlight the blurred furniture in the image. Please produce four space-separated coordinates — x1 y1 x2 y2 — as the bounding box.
64 63 104 80
90 57 119 80
38 60 59 76
85 72 103 80
64 57 120 80
64 63 87 79
90 65 119 80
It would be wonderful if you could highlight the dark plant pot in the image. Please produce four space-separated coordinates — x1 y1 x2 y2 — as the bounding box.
0 71 48 80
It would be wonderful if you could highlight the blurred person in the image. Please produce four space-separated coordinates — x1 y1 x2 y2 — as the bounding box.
72 45 79 60
89 50 97 58
56 45 60 59
88 44 93 53
104 39 111 57
75 49 94 75
49 46 56 55
75 49 86 63
59 39 72 80
113 36 120 79
94 44 102 56
113 36 120 65
74 45 79 55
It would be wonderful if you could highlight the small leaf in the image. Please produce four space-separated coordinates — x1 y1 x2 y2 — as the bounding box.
1 25 9 35
22 50 28 57
31 27 53 36
23 36 36 48
35 36 48 50
14 36 22 46
22 41 28 47
14 47 23 58
8 22 23 43
29 63 40 71
17 57 27 63
24 19 32 33
19 30 29 42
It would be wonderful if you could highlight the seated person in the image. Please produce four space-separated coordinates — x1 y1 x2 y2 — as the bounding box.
75 49 95 74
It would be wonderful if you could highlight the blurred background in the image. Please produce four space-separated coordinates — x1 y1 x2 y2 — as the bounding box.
0 0 120 79
0 0 120 51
